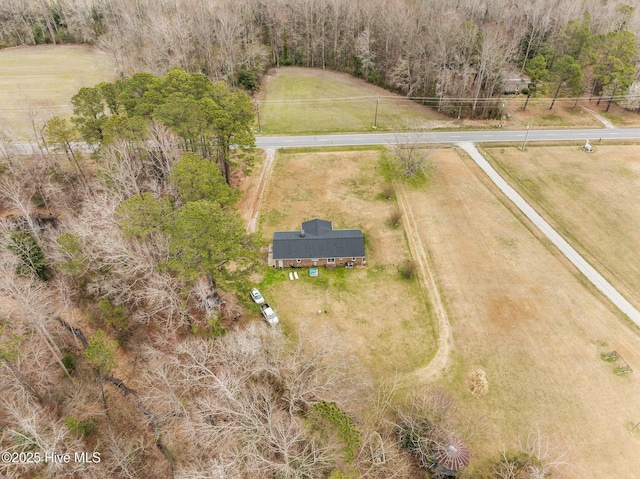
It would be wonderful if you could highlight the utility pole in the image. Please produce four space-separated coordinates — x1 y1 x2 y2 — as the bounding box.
499 100 506 128
373 96 380 128
255 102 261 132
520 124 530 151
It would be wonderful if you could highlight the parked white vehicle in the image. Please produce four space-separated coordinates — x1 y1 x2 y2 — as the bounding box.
260 303 279 326
250 288 265 304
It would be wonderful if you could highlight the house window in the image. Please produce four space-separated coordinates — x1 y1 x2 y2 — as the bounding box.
327 258 335 263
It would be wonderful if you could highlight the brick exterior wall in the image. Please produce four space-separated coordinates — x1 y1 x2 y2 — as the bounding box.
273 257 366 268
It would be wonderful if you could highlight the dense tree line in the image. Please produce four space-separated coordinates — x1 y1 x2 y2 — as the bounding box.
1 0 639 117
59 68 254 184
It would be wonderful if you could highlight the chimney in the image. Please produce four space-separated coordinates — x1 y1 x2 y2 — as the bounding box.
300 228 305 237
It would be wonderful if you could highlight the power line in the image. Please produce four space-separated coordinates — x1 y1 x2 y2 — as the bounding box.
258 94 640 105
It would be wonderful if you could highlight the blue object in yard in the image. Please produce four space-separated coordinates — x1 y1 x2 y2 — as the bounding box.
309 267 318 277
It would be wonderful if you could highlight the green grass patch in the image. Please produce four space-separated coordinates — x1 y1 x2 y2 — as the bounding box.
600 351 619 362
599 110 631 126
307 401 361 464
259 68 440 134
333 267 348 292
0 45 116 138
259 208 286 228
614 365 632 375
259 267 289 288
302 267 349 292
379 148 436 189
366 264 386 278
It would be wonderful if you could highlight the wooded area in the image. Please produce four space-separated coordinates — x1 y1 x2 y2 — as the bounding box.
0 0 639 117
0 65 462 477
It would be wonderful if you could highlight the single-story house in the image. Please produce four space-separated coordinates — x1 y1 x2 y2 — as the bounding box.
503 76 530 94
270 219 366 269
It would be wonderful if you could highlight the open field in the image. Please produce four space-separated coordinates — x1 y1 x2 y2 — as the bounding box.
247 143 640 476
257 67 640 133
0 44 116 138
256 148 436 376
405 147 640 478
484 144 640 313
257 67 452 133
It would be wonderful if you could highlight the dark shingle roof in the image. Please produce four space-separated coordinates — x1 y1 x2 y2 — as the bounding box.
273 219 364 260
301 219 332 237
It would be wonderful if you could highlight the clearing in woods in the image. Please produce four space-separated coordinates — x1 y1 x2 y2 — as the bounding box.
256 67 640 134
0 44 116 138
257 67 451 133
256 148 437 377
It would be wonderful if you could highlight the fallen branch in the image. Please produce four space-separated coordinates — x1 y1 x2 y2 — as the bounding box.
54 315 88 349
56 317 175 476
103 375 175 477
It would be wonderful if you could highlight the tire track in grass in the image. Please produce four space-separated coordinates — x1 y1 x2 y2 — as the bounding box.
246 148 275 233
395 182 452 382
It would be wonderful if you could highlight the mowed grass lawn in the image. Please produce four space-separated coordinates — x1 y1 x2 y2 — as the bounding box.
258 67 450 134
0 44 116 138
406 147 640 478
258 148 436 376
484 145 640 311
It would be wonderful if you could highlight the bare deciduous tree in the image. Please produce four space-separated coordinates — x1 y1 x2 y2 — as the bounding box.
0 383 88 478
395 388 461 469
0 175 38 235
390 134 437 179
0 263 68 375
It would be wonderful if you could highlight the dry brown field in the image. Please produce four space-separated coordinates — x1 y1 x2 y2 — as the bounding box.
256 148 437 376
408 147 640 478
246 144 640 477
484 144 640 312
499 96 640 129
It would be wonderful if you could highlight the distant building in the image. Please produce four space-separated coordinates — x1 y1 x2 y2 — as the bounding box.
269 219 365 269
503 76 530 94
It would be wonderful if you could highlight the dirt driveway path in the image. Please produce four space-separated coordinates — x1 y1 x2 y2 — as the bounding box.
582 107 616 129
458 142 640 327
245 148 275 233
395 182 452 382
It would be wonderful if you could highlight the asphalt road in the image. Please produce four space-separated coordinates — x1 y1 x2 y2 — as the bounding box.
256 127 640 149
11 125 640 326
12 127 640 154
